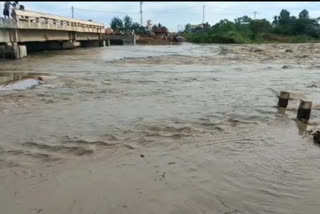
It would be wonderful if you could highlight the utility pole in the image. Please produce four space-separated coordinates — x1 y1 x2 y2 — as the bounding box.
140 2 143 26
72 6 74 18
254 11 257 20
202 5 205 24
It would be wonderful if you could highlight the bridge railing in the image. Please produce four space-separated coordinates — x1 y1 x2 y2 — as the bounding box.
0 10 104 34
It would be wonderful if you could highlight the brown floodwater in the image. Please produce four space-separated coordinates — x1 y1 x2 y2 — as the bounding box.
0 43 320 214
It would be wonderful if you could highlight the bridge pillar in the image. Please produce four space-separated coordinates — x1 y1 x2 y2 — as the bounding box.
99 40 106 47
62 41 80 49
0 44 27 59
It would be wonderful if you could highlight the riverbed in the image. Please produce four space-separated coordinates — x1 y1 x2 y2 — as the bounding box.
1 43 320 214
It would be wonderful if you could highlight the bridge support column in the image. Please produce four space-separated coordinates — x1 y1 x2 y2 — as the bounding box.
0 44 27 59
99 40 106 47
62 41 80 49
124 35 136 45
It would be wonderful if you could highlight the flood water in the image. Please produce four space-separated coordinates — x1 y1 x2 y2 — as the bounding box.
1 43 320 214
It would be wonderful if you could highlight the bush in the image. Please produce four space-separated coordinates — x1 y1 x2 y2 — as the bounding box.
182 8 320 44
288 35 317 43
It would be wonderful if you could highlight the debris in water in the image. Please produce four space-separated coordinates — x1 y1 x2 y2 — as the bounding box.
32 208 43 214
161 172 166 178
313 131 320 144
0 78 41 91
307 84 318 88
250 48 263 52
140 154 144 158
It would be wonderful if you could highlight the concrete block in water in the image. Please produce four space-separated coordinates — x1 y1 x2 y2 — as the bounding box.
297 100 312 123
278 91 290 108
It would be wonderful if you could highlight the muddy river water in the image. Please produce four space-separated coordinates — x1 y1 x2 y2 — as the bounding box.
0 43 320 214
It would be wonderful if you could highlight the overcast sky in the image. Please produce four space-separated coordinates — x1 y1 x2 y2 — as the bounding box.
2 1 320 31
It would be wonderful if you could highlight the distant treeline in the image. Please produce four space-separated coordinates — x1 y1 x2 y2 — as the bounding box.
110 16 168 35
182 9 320 43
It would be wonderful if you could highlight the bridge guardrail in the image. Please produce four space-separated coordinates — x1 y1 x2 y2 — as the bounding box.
0 10 104 33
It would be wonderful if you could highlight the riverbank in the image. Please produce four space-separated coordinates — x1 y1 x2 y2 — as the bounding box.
136 36 182 45
183 32 320 44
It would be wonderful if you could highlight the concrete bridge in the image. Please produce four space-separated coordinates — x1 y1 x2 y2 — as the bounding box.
0 9 105 59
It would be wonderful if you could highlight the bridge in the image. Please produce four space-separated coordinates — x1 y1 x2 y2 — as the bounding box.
0 9 106 59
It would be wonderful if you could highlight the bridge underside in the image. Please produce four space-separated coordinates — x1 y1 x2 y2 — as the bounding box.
0 29 105 59
0 10 108 59
103 35 136 46
0 30 137 59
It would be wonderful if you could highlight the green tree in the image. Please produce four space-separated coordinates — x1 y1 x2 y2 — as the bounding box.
131 22 140 31
294 9 320 37
184 23 192 32
278 9 291 25
249 19 272 33
124 15 133 31
234 16 252 25
182 8 320 43
152 25 157 32
299 9 309 19
273 9 296 35
212 19 236 32
110 17 123 31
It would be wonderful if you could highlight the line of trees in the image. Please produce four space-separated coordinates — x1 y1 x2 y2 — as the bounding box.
152 23 168 35
182 9 320 43
110 16 169 36
110 16 147 35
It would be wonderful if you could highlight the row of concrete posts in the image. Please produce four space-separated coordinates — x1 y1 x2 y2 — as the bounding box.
278 91 312 123
277 91 320 143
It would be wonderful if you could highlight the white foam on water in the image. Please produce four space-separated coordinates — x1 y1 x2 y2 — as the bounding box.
0 78 41 91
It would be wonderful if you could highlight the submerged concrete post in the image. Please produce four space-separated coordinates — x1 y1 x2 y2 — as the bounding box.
61 41 79 49
131 35 136 45
0 45 27 59
278 91 290 108
99 40 106 47
297 100 312 123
